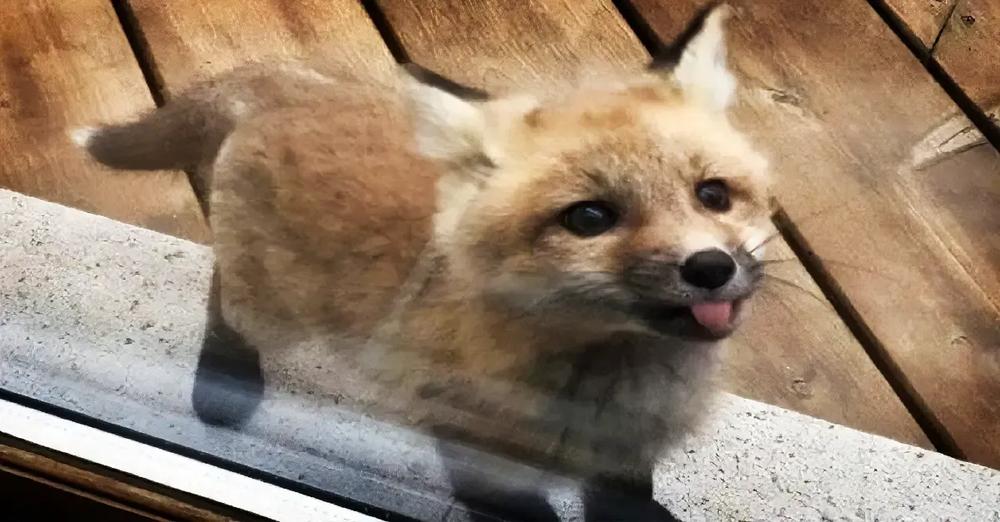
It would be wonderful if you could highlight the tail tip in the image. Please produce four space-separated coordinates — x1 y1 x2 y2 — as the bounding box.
69 126 97 149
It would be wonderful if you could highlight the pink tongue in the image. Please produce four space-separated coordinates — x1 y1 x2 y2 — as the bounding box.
690 301 733 332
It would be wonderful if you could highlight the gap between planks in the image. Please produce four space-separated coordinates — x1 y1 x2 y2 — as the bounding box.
771 208 964 459
867 0 1000 147
109 0 210 213
111 0 167 106
360 0 411 63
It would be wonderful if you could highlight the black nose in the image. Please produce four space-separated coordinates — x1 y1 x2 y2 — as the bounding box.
681 249 736 289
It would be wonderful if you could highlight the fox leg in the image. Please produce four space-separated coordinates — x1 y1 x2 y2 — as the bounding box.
191 268 265 428
582 466 682 522
435 438 560 522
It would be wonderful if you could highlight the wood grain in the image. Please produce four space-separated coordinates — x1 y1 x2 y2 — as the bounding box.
883 0 957 48
629 0 1000 467
375 0 931 448
2 466 162 522
0 0 207 241
933 0 1000 118
0 440 232 521
123 0 395 96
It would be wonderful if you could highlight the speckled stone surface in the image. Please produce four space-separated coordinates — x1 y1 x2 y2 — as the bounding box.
2 189 998 521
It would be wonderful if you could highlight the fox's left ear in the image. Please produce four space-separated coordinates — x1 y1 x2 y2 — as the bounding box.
400 63 492 166
649 3 735 111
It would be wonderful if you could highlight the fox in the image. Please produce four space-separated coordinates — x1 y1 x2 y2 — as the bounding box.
75 4 772 521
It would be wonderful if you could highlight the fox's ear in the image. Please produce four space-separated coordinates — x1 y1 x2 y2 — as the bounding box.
401 64 490 165
649 3 735 111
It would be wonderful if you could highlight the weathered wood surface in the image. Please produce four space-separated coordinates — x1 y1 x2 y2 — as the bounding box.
884 0 999 121
934 0 1000 119
0 0 207 241
122 0 394 95
883 0 957 48
375 0 931 448
629 0 1000 467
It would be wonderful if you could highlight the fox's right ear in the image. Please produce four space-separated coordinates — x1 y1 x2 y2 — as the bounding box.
400 64 492 166
648 3 736 111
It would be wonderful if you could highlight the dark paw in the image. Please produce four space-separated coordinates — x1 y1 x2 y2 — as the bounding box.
584 485 682 522
584 500 682 522
453 490 560 522
437 437 560 522
191 323 264 428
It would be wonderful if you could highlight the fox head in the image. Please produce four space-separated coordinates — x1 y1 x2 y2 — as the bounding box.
404 5 772 341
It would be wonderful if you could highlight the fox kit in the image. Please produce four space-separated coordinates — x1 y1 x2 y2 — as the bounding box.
78 5 771 520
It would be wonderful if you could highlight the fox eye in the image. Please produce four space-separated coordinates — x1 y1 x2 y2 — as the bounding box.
695 179 731 212
561 201 618 237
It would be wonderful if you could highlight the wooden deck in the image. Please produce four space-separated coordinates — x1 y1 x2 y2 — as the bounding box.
2 0 997 470
885 0 1000 120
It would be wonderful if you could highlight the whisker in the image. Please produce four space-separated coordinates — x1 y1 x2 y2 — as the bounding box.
756 257 798 265
760 273 832 309
754 188 921 264
774 198 863 231
758 256 902 283
746 196 873 255
745 228 783 255
756 283 806 319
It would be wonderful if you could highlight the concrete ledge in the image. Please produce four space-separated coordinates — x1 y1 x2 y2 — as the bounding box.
2 189 997 521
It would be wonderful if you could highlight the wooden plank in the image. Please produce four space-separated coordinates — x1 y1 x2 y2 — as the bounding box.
0 0 207 242
883 0 957 49
2 466 162 522
933 0 1000 118
375 0 931 448
0 441 231 521
629 0 1000 467
123 0 394 96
